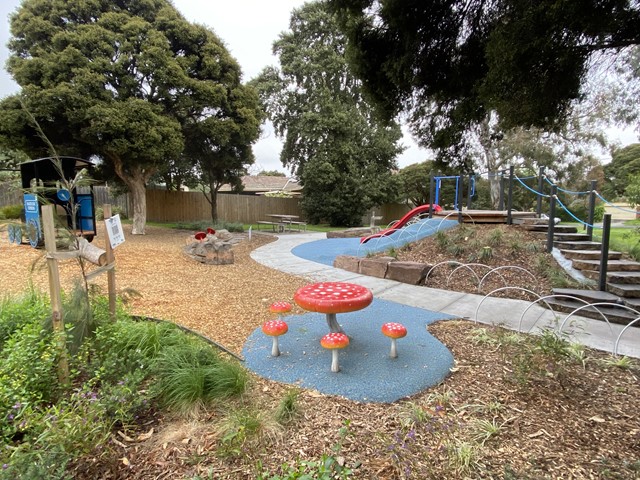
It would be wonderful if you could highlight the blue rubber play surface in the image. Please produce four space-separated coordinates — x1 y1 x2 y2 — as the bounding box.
292 218 458 266
243 299 455 403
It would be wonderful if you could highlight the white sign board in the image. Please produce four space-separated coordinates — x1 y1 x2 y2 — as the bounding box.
105 214 125 249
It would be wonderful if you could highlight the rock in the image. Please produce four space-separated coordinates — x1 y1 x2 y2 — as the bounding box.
333 255 361 272
386 261 431 285
359 256 395 278
215 229 233 241
184 233 235 264
326 227 374 239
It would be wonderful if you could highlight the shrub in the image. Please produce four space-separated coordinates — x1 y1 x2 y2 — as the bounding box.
94 205 127 220
0 204 23 220
152 343 248 412
0 289 50 349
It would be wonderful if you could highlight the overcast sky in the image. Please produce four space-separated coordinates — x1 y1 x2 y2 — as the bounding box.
1 0 637 173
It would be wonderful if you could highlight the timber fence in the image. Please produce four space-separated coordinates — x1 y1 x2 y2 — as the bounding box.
1 184 410 226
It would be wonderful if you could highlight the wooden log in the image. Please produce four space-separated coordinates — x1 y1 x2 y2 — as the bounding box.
71 237 107 266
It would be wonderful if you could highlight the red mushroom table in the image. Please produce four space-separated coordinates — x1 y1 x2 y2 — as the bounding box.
294 282 373 334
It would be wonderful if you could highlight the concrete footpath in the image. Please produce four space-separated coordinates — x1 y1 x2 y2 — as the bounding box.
251 232 640 359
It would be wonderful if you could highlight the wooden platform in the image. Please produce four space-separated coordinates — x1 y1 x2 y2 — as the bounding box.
433 210 538 224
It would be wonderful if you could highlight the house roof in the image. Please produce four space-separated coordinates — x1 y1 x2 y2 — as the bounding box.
219 175 302 193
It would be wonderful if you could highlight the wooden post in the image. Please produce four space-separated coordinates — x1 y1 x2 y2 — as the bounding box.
587 180 597 240
598 214 612 292
507 165 514 225
42 205 70 385
103 204 117 321
546 186 557 253
536 166 545 217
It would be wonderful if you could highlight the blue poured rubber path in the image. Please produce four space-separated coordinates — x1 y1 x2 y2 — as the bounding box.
244 217 460 403
292 218 458 266
242 299 454 403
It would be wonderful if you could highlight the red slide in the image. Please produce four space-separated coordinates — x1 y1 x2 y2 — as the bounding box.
360 204 442 244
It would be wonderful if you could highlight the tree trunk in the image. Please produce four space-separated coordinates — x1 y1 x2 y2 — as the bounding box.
129 180 147 234
489 174 501 209
109 154 154 235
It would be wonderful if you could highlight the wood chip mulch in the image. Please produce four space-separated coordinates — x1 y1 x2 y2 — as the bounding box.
1 223 639 479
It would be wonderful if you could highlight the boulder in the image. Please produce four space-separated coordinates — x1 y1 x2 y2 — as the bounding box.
359 256 395 278
333 255 361 272
386 261 431 285
184 233 234 265
326 227 374 239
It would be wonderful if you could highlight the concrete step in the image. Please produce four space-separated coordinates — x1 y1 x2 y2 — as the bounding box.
571 259 640 272
542 297 638 325
554 241 602 251
522 224 578 233
607 283 640 298
560 249 622 261
621 297 640 309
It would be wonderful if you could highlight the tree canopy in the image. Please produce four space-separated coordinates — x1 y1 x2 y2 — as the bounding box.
0 0 261 231
604 143 640 197
253 0 403 226
329 0 640 159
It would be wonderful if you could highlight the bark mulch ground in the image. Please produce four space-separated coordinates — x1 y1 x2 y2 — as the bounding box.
1 223 638 479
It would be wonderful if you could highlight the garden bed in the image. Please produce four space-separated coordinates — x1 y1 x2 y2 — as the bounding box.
0 223 638 479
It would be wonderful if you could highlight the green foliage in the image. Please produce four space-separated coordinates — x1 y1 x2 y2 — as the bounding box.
331 1 639 158
217 407 279 458
0 288 50 349
253 1 403 227
152 343 248 412
94 205 127 221
604 143 640 197
275 388 301 425
256 421 355 479
1 0 261 231
396 162 436 206
0 205 23 220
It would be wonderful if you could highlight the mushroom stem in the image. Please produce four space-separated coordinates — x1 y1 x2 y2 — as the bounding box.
271 337 280 357
331 349 340 372
326 313 344 334
390 338 398 358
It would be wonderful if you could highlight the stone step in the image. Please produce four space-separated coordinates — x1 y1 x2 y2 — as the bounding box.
605 271 640 284
522 224 578 233
607 283 640 298
560 249 622 261
544 232 593 241
571 259 640 272
519 218 550 225
554 241 602 251
621 297 640 309
551 288 623 304
542 297 638 325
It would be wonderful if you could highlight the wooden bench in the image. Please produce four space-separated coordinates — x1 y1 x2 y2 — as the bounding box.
287 221 307 231
256 221 284 233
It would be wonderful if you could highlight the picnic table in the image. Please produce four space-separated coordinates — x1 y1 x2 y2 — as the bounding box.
257 214 307 232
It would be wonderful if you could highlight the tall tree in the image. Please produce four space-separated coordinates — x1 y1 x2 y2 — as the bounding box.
253 1 403 226
0 0 259 233
330 0 640 159
604 143 640 197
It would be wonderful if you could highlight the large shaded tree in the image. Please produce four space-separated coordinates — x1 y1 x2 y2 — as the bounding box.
253 1 403 226
329 0 640 161
0 0 260 233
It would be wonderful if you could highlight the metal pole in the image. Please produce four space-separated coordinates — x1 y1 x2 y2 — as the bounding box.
536 166 545 217
507 165 514 225
587 180 597 241
546 186 557 253
429 173 435 218
457 175 464 223
598 214 612 292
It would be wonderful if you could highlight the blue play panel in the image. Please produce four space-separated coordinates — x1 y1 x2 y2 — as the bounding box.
242 299 454 403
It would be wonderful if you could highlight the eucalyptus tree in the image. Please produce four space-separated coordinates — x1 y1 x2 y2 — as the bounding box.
330 0 640 163
0 0 261 233
254 0 403 226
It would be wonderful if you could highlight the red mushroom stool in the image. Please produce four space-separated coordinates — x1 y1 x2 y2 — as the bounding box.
294 282 373 335
269 301 292 320
320 332 349 372
381 322 407 358
262 319 288 357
